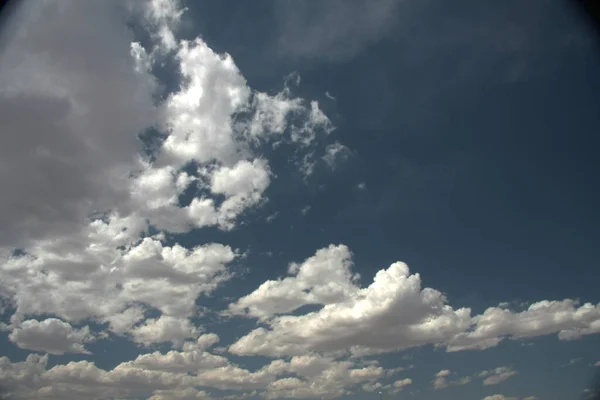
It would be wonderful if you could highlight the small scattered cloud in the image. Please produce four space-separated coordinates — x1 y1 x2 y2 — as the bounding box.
482 395 517 400
478 366 518 386
325 91 336 101
357 181 367 190
300 205 311 215
266 212 279 223
565 357 583 366
323 141 351 169
432 369 471 390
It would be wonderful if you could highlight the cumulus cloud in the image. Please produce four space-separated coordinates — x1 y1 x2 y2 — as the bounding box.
482 395 517 400
447 299 600 351
0 349 385 399
8 318 92 355
230 244 600 358
432 369 471 390
0 0 335 351
478 366 518 386
229 244 473 356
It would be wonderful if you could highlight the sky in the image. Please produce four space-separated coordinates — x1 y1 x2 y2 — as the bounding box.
0 0 600 399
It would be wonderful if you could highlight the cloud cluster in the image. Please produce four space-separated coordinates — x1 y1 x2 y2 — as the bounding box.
229 245 600 358
479 367 518 386
0 347 385 400
0 0 335 352
432 369 471 390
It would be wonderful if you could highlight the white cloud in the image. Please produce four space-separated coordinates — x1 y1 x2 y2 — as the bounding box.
229 244 472 356
482 395 517 400
0 0 334 354
432 369 471 390
594 361 600 367
479 366 518 386
447 299 600 351
130 316 198 348
8 318 92 355
393 378 413 390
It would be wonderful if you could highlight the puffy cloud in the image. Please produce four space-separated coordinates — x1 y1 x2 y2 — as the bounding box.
130 316 198 348
432 369 470 390
0 0 335 357
8 318 92 355
447 299 600 351
230 245 600 358
479 367 518 386
482 395 517 400
0 354 48 399
124 335 229 374
229 245 358 320
229 244 472 356
393 378 413 390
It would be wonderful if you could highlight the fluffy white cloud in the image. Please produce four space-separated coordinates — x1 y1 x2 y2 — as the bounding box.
393 378 413 390
447 299 600 351
479 367 518 386
130 316 198 348
229 244 358 320
0 0 334 355
431 369 471 390
8 318 92 355
229 244 472 356
230 244 600 358
482 395 517 400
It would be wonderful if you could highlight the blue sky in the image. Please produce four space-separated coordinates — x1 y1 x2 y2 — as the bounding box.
1 1 600 400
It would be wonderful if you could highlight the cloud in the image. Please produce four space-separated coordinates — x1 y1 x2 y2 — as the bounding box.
595 361 600 367
0 0 335 351
446 299 600 351
129 316 198 348
0 349 385 399
8 318 92 355
229 245 472 356
229 244 600 357
393 378 413 390
478 366 518 386
322 142 351 169
482 395 517 400
567 357 583 366
432 369 471 390
0 0 157 249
